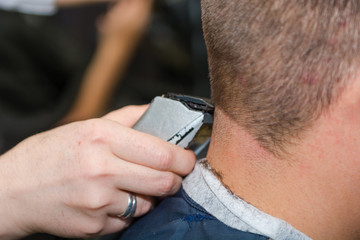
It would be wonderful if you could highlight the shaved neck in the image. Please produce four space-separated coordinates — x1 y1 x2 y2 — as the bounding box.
207 108 288 210
206 103 360 240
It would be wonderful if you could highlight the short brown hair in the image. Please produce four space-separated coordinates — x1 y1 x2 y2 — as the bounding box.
202 0 360 153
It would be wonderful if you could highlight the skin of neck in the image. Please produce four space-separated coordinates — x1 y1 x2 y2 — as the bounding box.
206 88 360 240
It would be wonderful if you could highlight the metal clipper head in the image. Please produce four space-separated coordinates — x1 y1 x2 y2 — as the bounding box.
133 93 214 157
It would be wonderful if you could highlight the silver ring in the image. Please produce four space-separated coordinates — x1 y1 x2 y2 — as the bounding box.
117 193 137 219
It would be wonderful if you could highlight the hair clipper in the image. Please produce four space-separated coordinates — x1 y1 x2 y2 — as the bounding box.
133 93 214 157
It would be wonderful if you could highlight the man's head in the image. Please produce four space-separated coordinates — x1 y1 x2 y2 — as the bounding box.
202 0 360 154
202 2 360 238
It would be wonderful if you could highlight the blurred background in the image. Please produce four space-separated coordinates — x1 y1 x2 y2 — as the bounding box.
0 0 209 154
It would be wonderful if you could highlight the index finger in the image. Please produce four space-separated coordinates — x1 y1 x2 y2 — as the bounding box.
104 120 196 176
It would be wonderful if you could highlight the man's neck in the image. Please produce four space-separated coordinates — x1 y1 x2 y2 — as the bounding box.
206 108 358 240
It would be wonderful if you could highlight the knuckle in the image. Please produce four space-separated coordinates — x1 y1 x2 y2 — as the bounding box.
81 187 111 210
80 119 108 145
73 153 108 180
84 158 109 179
74 121 111 178
156 147 174 170
85 198 107 210
80 219 106 237
158 173 178 195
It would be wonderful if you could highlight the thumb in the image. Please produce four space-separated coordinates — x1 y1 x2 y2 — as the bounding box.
102 105 149 127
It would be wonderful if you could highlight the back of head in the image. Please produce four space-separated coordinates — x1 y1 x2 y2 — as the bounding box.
202 0 360 154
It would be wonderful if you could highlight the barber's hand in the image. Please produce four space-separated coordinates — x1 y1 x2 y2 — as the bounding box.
0 105 196 239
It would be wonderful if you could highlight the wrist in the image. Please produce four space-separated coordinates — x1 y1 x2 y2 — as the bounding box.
0 149 32 239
